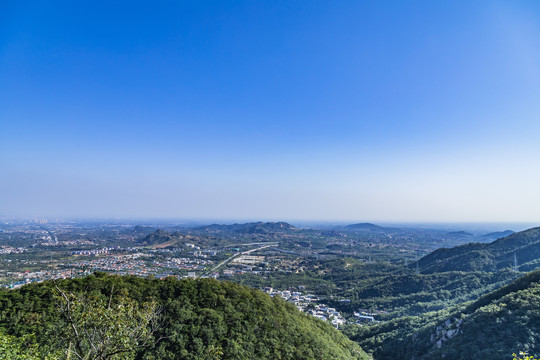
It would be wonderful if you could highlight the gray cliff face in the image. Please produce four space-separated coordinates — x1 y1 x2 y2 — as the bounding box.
430 317 464 350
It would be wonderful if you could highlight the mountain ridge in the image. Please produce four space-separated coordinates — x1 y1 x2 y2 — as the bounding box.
193 221 297 234
418 226 540 273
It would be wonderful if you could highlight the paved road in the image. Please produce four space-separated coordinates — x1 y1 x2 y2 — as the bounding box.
209 244 277 273
226 242 278 247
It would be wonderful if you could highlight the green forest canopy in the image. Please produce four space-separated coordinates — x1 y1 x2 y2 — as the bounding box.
0 273 370 360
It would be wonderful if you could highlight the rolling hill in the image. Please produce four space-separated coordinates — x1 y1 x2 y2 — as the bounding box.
136 230 216 248
343 223 389 232
446 231 473 237
193 221 297 234
418 226 540 273
0 274 370 360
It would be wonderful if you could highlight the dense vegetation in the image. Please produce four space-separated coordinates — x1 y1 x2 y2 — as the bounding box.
418 227 540 273
349 269 540 359
0 273 370 360
232 258 521 318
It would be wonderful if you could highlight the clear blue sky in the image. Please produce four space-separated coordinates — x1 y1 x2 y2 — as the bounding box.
1 1 540 222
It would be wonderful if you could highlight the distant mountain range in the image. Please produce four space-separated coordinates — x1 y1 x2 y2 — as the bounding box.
419 226 540 273
193 221 297 234
137 222 298 248
341 224 514 240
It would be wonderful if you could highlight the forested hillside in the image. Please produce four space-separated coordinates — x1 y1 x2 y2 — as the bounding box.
418 227 540 273
0 273 370 360
350 269 540 360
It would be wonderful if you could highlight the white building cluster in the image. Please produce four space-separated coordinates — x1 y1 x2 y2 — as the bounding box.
262 287 346 328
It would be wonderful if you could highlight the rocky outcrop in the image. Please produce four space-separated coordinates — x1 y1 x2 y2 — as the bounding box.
430 317 464 349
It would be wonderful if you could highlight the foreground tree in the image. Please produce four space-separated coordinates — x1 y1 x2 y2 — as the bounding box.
54 285 161 360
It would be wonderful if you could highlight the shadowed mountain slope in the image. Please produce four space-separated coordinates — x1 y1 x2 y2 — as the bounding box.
353 269 540 360
418 226 540 273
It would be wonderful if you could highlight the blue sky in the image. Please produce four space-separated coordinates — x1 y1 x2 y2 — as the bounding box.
1 1 540 222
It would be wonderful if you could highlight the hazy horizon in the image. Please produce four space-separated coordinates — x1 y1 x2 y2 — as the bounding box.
2 2 540 222
1 216 537 234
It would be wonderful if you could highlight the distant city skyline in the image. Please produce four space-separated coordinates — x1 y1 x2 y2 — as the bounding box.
2 1 540 222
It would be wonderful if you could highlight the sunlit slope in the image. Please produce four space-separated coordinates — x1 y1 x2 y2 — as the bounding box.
0 274 370 360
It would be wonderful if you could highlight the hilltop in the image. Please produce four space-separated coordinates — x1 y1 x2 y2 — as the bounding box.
136 230 219 249
446 231 473 237
342 223 389 232
0 274 370 360
136 230 195 248
136 229 176 246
